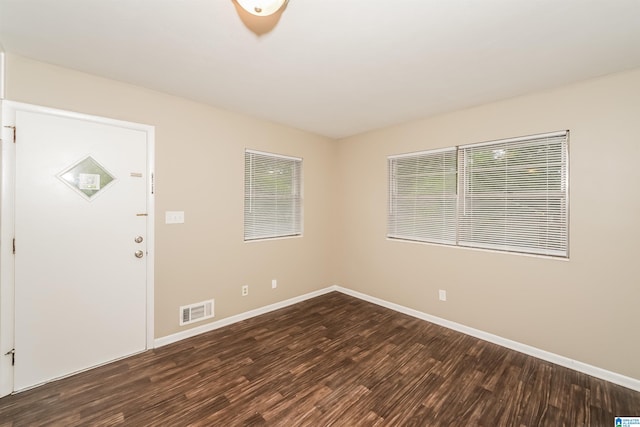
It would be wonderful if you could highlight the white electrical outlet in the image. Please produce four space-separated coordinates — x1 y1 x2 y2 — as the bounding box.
439 289 447 301
272 279 277 289
242 285 249 296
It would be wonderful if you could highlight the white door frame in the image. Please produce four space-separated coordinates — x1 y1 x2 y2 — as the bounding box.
0 101 155 396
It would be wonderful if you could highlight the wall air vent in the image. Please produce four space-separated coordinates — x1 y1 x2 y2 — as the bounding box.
179 299 214 326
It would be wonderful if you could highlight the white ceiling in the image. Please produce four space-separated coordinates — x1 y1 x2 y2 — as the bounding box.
1 0 640 139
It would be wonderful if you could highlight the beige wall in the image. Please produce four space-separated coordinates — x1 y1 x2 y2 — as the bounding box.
5 53 640 381
336 67 640 380
4 54 338 338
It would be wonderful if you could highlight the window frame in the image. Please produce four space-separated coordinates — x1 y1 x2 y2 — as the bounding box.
388 147 458 245
244 149 303 242
387 131 569 258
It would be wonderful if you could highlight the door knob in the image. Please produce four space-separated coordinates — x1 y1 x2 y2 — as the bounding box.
134 250 144 258
134 236 144 243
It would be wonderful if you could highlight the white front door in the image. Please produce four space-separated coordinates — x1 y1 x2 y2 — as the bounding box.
11 107 153 391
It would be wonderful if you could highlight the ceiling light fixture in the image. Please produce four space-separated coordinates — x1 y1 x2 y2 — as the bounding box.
236 0 288 17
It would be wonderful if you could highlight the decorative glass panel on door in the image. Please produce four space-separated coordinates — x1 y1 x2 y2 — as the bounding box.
57 155 116 201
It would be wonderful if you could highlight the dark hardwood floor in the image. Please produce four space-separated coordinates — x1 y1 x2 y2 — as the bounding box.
1 291 639 426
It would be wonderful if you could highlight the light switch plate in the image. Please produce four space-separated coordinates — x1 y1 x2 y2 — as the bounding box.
165 211 185 224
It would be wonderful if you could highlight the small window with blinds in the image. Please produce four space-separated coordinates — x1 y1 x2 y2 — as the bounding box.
388 131 569 257
245 150 302 241
388 148 458 245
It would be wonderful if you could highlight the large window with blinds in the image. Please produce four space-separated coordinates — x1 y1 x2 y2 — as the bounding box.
388 131 569 257
245 150 302 241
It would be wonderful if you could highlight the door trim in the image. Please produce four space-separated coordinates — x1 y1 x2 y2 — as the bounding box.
0 101 155 397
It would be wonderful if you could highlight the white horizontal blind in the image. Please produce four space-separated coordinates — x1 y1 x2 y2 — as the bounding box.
458 132 568 256
388 148 458 244
245 150 302 241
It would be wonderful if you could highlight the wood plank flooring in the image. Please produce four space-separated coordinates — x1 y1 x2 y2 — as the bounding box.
1 291 639 426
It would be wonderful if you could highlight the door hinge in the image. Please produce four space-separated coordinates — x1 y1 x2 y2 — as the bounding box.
151 172 155 195
4 349 15 366
3 126 16 143
13 238 16 254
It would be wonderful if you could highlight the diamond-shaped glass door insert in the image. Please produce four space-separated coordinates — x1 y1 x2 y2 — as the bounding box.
57 156 116 201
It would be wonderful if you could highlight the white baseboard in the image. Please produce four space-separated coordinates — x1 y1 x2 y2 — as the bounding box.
154 287 337 348
155 284 640 392
334 286 640 393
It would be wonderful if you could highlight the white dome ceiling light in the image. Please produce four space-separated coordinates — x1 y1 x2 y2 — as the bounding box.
235 0 288 17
